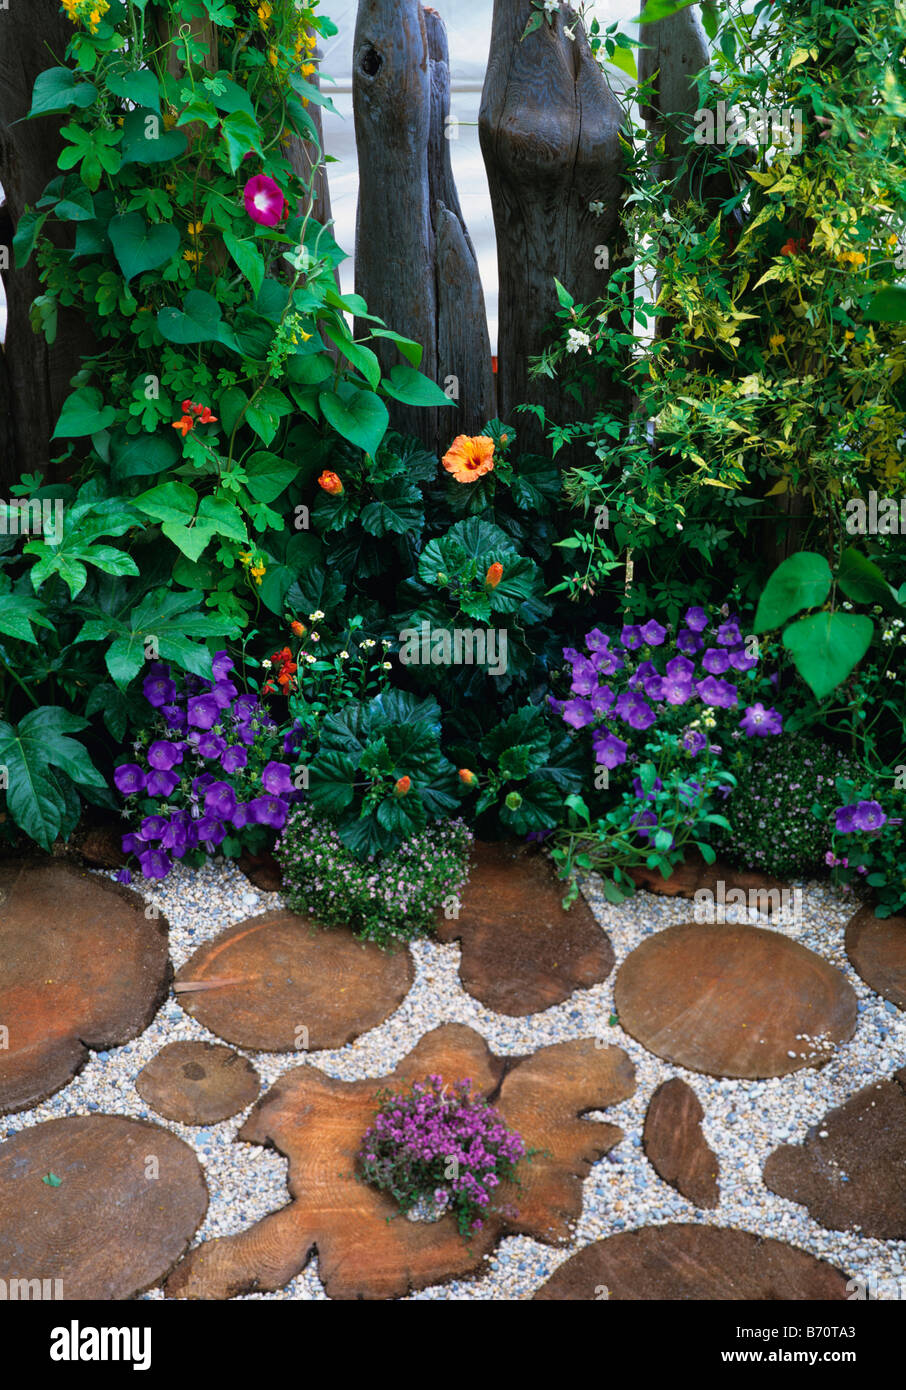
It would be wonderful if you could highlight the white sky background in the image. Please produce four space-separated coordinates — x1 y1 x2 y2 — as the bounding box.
0 2 640 347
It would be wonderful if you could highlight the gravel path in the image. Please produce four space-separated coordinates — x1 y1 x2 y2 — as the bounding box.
2 857 904 1301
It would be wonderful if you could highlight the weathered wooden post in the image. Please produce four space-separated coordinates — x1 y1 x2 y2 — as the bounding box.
352 0 437 445
638 5 709 190
479 1 626 450
424 7 494 441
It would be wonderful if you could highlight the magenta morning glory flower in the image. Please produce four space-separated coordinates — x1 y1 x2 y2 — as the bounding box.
620 624 643 650
592 730 628 768
138 848 171 880
114 763 146 796
676 627 705 655
702 648 730 675
685 606 709 632
716 620 742 647
640 619 667 647
143 674 177 708
696 676 738 708
205 781 238 821
561 698 596 729
249 795 289 829
146 768 180 798
244 174 286 227
261 761 294 796
221 745 248 774
188 694 220 730
852 800 887 832
739 703 783 736
148 740 183 771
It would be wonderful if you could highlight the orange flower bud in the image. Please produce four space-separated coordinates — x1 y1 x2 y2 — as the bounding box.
458 768 476 786
290 620 306 637
485 562 503 589
318 470 343 495
393 775 411 797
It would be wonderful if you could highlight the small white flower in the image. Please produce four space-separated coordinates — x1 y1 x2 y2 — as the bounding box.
382 661 392 670
382 639 392 648
339 650 350 660
309 609 325 622
261 659 272 670
359 638 376 649
304 653 316 664
566 328 591 354
589 200 605 216
565 26 575 40
543 0 558 12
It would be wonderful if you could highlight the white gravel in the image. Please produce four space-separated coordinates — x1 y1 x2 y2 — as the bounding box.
2 856 904 1301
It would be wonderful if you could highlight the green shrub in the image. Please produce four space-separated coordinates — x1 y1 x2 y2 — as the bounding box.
718 734 861 878
275 809 472 946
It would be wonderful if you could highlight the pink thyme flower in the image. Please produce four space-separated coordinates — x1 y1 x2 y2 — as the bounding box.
243 174 286 227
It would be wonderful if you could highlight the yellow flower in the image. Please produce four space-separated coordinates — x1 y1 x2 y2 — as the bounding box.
187 222 204 237
837 249 866 267
238 551 253 567
768 333 786 353
268 48 279 68
888 233 899 248
163 110 177 131
301 62 316 79
165 181 177 194
257 2 273 27
843 330 855 341
183 250 200 265
250 562 266 584
62 0 80 18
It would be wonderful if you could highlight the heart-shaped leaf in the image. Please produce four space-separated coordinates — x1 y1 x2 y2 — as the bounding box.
753 551 832 632
109 212 180 282
157 290 224 345
318 384 389 458
782 611 873 700
52 387 116 439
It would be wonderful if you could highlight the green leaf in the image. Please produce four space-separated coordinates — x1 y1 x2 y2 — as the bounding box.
308 749 358 815
287 74 339 115
370 328 423 367
111 430 180 478
196 495 247 543
243 451 297 504
638 0 698 22
783 611 874 700
322 323 381 390
319 384 389 458
553 277 575 309
157 290 224 345
134 480 198 524
360 479 423 537
382 364 453 408
13 211 47 269
837 547 897 608
43 1173 63 1188
109 212 179 282
220 109 265 173
28 67 97 117
120 107 188 164
105 67 161 113
753 552 832 632
865 285 906 321
222 228 265 297
0 591 52 644
52 387 116 438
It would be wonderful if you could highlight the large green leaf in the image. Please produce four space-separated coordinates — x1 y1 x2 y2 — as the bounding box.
120 107 188 164
319 383 389 458
0 707 103 850
28 67 97 117
360 479 423 537
111 430 180 478
243 451 297 504
837 547 898 608
222 228 265 297
753 551 832 632
52 387 116 438
157 290 224 345
782 611 874 700
105 67 161 113
865 285 906 321
134 480 198 524
308 749 358 815
382 364 453 408
109 212 179 282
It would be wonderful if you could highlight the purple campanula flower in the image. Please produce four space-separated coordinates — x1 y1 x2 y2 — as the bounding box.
140 814 168 841
678 779 702 806
682 729 707 755
148 740 183 771
205 781 237 820
196 815 227 846
727 645 758 672
631 808 659 839
852 800 887 832
615 692 657 730
221 745 248 774
695 676 738 708
197 733 227 760
114 763 146 796
632 775 663 802
283 721 304 757
138 848 171 879
160 819 189 855
210 680 239 710
716 620 742 647
212 651 234 682
592 730 628 769
561 698 596 729
161 703 187 732
643 674 665 701
115 868 132 885
233 694 259 722
235 721 257 747
666 655 695 681
569 657 598 696
621 624 643 650
590 684 616 716
261 761 294 796
585 628 612 653
188 694 220 730
249 795 289 829
835 804 858 833
684 606 709 632
591 646 624 676
121 832 142 855
231 802 250 830
640 619 667 647
702 648 730 675
676 627 705 655
146 768 180 798
662 674 693 705
143 674 177 708
192 773 216 796
739 703 783 737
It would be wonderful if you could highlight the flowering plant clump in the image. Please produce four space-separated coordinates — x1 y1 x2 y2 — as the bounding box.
276 810 472 946
358 1076 528 1237
550 604 783 902
715 735 862 880
112 650 300 881
826 774 906 918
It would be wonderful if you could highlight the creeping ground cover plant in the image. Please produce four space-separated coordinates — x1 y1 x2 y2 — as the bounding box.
358 1076 529 1238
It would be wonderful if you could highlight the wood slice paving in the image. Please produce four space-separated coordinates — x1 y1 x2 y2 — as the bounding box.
613 922 857 1079
136 1042 260 1125
763 1068 906 1240
629 850 789 902
0 861 170 1115
533 1224 849 1300
174 911 413 1051
845 906 906 1011
435 841 614 1016
165 1023 635 1301
0 1114 207 1299
642 1078 719 1209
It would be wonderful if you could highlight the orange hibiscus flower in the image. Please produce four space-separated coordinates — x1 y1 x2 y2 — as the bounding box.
442 435 495 484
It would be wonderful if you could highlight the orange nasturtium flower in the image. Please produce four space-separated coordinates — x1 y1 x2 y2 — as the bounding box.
290 620 306 637
458 768 476 786
318 470 344 495
485 562 504 589
442 435 495 484
393 776 412 797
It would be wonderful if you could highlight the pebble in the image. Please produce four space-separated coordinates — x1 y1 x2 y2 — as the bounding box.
0 858 903 1301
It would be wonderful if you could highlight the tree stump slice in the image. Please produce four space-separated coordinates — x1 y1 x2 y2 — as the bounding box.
534 1224 849 1300
435 841 614 1016
845 906 906 1011
136 1042 260 1125
643 1078 719 1209
629 850 789 902
174 911 413 1051
479 2 626 446
763 1068 906 1240
0 862 170 1116
165 1024 634 1300
613 922 857 1079
0 1115 207 1299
